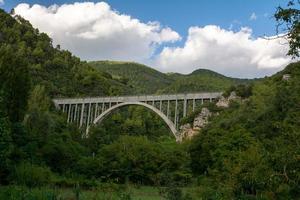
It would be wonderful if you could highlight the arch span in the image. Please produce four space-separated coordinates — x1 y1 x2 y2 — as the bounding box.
88 102 178 139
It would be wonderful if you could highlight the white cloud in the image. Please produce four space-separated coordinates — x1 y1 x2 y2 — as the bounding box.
14 2 291 78
154 25 291 78
14 2 181 62
0 0 4 5
250 12 257 21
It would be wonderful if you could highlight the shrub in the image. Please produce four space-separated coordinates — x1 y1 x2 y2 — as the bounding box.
160 186 183 200
13 162 53 187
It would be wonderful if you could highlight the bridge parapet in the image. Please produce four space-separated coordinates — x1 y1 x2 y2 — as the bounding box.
53 92 222 140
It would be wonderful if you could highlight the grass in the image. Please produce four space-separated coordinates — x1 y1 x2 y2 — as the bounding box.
0 185 204 200
0 185 166 200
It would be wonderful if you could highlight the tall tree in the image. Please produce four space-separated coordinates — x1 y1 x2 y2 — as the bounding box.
0 44 30 122
275 0 300 57
0 90 12 184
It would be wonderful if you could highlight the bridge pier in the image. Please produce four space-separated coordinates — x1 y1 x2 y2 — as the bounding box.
167 100 170 118
74 104 78 123
192 99 195 112
183 99 187 117
174 99 178 129
80 103 84 128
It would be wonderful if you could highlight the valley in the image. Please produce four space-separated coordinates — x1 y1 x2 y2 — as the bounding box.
0 4 299 200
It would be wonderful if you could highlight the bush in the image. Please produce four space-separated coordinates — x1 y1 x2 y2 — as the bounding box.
0 186 60 200
224 84 253 98
12 162 53 187
161 186 193 200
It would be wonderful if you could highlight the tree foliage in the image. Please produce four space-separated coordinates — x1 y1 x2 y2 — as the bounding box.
275 0 300 57
189 63 300 198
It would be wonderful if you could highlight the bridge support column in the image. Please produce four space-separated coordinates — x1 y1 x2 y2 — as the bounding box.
87 103 91 126
74 104 78 124
80 103 85 128
63 104 66 113
201 99 204 104
192 99 195 112
94 103 98 120
167 100 170 118
67 104 71 123
174 99 178 128
71 105 74 123
183 99 187 117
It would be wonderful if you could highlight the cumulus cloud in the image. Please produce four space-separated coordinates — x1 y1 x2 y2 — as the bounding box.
250 12 257 21
14 2 291 78
154 25 291 78
14 2 181 62
0 0 4 5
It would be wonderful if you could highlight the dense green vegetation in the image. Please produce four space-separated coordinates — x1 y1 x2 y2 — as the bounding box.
161 69 252 94
88 105 173 147
189 63 300 198
1 6 300 200
90 61 174 95
0 185 202 200
275 0 300 57
0 9 192 199
90 61 251 95
0 9 130 98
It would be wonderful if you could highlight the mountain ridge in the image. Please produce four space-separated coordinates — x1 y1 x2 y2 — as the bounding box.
90 60 252 95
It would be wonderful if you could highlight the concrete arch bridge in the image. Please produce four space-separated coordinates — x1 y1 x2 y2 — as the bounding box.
53 92 222 141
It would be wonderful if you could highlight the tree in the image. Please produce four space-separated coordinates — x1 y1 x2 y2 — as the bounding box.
0 90 12 184
275 0 300 57
0 44 30 123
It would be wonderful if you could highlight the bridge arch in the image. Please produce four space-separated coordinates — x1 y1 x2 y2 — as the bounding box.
88 102 178 140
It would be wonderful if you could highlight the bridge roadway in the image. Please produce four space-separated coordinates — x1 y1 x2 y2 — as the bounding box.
53 92 222 141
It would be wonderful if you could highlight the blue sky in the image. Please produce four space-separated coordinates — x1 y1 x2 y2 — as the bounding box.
0 0 292 78
2 0 285 38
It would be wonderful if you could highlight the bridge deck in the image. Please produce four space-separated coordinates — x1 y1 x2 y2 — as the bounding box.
53 92 222 104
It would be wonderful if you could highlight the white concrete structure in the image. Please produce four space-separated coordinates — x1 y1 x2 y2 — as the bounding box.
53 92 222 140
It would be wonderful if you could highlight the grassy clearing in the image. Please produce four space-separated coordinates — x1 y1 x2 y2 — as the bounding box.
0 185 167 200
0 185 203 200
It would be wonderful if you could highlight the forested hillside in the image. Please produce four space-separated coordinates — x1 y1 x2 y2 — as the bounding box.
90 61 174 94
161 69 251 93
188 63 300 198
0 9 129 97
91 61 251 95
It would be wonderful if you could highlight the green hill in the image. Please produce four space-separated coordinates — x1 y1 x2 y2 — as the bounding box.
89 61 173 94
0 9 128 98
91 61 252 94
162 68 251 93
